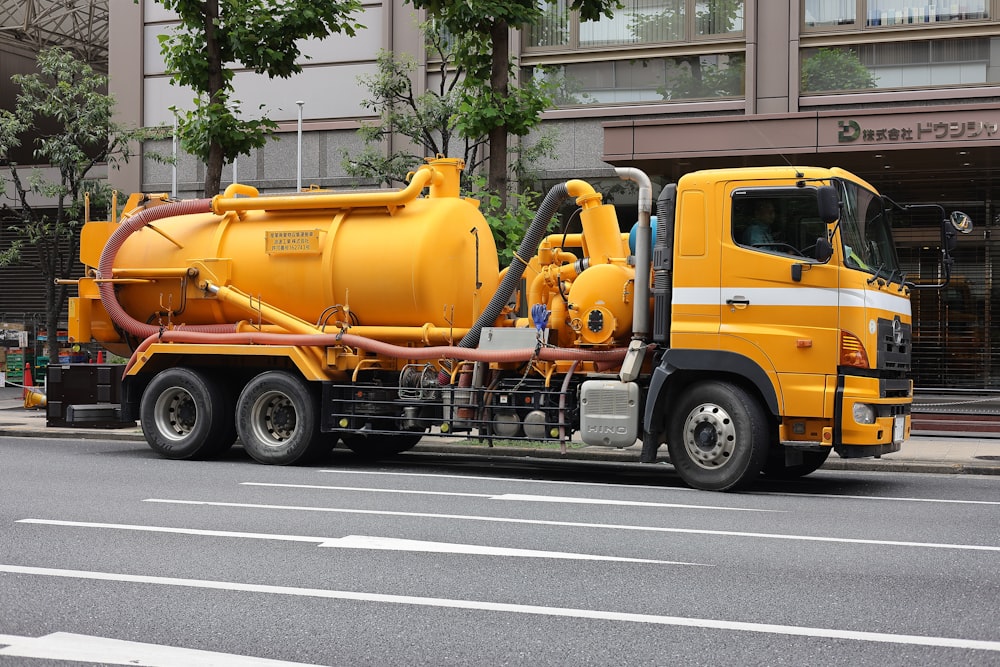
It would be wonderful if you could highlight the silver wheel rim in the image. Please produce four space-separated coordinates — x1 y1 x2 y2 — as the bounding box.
682 402 736 470
153 386 197 442
249 390 297 448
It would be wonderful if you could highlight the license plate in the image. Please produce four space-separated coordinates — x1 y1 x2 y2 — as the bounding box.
893 415 906 444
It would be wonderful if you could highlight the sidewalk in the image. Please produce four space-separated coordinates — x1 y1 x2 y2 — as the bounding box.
1 386 997 476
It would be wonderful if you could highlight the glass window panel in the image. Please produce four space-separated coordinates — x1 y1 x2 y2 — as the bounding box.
866 0 988 25
803 0 856 27
525 0 570 47
802 38 997 93
528 51 744 106
695 0 744 35
581 0 685 47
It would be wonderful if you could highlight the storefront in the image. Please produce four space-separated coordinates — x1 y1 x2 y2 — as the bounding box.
604 104 1000 400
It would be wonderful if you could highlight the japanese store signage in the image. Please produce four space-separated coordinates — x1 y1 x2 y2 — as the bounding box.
837 118 1000 144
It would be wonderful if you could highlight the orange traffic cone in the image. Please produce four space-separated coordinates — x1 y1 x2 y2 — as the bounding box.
22 361 46 410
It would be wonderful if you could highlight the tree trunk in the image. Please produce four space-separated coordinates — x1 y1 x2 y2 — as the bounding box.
44 270 59 363
488 20 509 207
203 0 225 197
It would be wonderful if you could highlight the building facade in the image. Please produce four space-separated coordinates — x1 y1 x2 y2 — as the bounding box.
103 1 999 404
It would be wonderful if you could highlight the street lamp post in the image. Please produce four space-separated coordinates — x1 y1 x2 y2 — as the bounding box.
296 100 305 192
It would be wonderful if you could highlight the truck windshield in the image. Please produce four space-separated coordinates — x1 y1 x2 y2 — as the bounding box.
836 178 902 282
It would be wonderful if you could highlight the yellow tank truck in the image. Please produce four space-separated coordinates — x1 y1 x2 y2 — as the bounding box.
54 157 971 490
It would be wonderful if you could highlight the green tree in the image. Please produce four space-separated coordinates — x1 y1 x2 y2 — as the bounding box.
0 48 164 360
801 47 877 93
153 0 364 196
405 0 621 203
344 23 559 263
343 23 487 187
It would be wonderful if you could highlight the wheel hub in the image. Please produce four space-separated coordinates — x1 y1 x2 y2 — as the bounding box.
155 388 196 441
683 403 736 469
252 391 297 446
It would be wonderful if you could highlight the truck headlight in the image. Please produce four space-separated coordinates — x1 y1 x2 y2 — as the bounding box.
853 403 876 425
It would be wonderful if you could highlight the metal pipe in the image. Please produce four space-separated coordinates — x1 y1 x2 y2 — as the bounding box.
211 161 440 214
615 167 652 341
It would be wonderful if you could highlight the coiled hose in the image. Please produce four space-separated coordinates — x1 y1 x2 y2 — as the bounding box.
97 198 238 341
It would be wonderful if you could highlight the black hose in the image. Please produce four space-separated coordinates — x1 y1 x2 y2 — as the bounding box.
438 182 572 382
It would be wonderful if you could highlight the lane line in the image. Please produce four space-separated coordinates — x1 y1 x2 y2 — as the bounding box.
756 491 1000 506
0 631 321 666
241 483 780 512
15 519 703 565
317 468 695 491
142 499 1000 552
1 565 997 653
317 470 997 506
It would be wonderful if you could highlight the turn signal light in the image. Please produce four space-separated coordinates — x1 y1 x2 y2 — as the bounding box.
840 330 870 368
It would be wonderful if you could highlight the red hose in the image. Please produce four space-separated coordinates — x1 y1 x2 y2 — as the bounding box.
124 329 627 376
97 199 237 340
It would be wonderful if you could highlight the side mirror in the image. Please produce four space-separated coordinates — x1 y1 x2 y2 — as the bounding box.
944 211 973 251
813 237 834 262
950 211 973 233
817 186 839 223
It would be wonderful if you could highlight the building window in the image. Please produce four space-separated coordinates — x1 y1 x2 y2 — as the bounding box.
803 0 990 29
801 37 997 93
527 52 744 106
524 0 743 50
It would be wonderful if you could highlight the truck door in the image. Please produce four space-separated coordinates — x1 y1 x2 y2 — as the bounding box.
720 187 840 419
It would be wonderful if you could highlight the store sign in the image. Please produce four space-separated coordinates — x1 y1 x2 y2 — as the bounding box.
837 118 1000 144
0 330 28 348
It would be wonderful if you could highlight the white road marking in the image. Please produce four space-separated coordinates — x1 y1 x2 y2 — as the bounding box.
143 499 1000 552
15 519 702 565
241 482 779 512
757 491 1000 506
315 535 703 564
0 631 321 666
1 565 997 653
317 467 696 491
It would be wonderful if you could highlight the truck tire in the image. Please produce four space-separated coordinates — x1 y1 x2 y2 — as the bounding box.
140 368 237 460
342 433 422 459
236 371 321 465
762 448 831 479
665 381 769 491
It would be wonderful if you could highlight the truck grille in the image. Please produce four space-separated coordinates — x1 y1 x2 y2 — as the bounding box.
877 316 911 372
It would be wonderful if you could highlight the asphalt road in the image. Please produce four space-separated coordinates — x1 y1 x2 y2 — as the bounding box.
1 435 998 666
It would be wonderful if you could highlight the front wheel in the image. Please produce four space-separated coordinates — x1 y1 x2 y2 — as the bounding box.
236 371 322 465
665 381 770 491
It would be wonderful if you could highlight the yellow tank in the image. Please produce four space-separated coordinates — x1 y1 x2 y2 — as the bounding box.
102 162 499 333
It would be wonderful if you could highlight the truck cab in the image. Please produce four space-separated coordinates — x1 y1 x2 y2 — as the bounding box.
641 167 914 489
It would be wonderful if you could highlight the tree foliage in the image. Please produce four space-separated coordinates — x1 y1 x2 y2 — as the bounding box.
343 24 559 263
405 0 620 200
154 0 364 195
343 24 486 186
0 48 164 359
801 47 878 93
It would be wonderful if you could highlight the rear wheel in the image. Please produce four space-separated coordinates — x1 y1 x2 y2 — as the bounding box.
140 368 237 460
236 371 322 465
665 381 769 491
